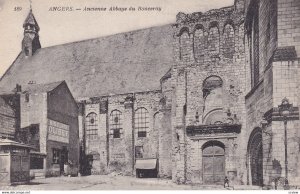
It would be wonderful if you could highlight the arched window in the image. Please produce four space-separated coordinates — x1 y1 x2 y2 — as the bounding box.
135 108 149 137
194 26 206 62
203 76 223 99
202 76 224 119
223 23 235 59
208 23 220 56
85 112 98 140
179 28 190 61
110 110 122 138
248 0 260 87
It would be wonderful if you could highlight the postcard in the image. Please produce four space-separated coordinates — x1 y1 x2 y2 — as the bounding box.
0 0 299 191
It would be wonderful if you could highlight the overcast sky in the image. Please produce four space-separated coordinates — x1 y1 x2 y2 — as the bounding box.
0 0 233 77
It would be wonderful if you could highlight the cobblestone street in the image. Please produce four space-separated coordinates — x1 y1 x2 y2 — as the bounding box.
0 175 261 190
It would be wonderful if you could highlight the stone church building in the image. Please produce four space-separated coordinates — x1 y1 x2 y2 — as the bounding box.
0 0 299 187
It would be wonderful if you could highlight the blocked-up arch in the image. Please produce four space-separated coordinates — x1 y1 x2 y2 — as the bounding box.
203 76 223 112
208 22 220 56
209 21 219 30
203 108 226 125
222 19 235 33
178 27 190 37
179 29 190 61
223 23 235 59
193 24 206 62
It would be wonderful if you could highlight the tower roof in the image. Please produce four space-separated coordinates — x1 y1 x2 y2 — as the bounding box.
23 10 40 31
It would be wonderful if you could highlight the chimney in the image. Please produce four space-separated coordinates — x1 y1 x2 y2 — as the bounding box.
16 84 22 92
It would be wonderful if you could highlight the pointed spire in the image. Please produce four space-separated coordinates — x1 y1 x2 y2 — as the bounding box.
23 8 39 32
22 2 41 57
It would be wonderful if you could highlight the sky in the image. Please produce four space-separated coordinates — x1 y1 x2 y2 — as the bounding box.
0 0 233 77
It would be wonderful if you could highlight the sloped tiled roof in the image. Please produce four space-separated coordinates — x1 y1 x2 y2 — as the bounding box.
23 81 63 93
0 24 174 99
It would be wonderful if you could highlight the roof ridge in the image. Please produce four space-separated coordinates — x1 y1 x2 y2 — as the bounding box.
40 23 173 50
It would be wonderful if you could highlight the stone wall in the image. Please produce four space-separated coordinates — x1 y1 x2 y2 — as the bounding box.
83 89 173 177
84 102 107 174
244 0 300 187
172 1 246 184
277 0 300 55
20 92 48 154
270 60 300 186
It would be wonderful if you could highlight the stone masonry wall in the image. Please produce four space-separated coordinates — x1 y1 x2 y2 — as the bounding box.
244 0 300 187
172 1 246 184
84 102 106 174
159 75 173 178
83 90 167 176
271 60 300 186
20 92 48 154
107 94 133 175
277 0 300 55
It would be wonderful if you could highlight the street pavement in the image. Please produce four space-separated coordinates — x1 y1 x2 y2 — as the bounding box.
0 175 262 190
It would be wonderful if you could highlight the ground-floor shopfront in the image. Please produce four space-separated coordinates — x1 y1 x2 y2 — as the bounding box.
44 119 79 177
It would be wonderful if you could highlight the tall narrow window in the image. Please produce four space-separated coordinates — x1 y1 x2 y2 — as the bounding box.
179 28 190 61
194 26 206 62
208 23 220 57
110 110 122 138
135 107 149 137
86 112 98 140
249 0 260 87
223 23 235 59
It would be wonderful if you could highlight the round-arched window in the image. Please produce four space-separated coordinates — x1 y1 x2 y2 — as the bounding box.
110 110 122 138
135 107 149 137
86 112 98 140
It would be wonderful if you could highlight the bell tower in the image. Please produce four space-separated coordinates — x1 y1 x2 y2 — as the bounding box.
22 9 41 57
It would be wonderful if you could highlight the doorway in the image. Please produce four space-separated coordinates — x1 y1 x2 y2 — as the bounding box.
60 147 68 175
247 128 263 186
202 141 225 184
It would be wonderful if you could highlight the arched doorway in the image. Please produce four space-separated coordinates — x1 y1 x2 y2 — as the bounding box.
202 141 225 185
247 128 263 186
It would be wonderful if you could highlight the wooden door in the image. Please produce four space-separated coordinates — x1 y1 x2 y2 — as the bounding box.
203 143 225 184
250 143 263 186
